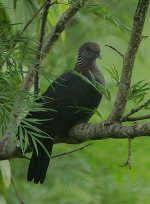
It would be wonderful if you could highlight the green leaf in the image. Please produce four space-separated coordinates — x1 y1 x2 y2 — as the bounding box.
18 126 26 154
30 135 39 156
96 82 111 101
129 80 150 103
104 65 120 86
32 137 52 159
0 160 11 188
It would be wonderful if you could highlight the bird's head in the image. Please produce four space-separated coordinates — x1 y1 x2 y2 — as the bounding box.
78 42 102 63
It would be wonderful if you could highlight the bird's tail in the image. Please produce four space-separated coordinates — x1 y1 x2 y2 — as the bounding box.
27 141 53 184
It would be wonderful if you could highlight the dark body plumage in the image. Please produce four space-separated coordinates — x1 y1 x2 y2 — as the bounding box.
27 42 105 183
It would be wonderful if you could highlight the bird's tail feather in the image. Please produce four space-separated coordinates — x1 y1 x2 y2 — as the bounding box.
27 141 53 184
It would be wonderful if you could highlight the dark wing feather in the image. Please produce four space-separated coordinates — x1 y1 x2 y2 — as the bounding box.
31 71 102 135
27 71 102 183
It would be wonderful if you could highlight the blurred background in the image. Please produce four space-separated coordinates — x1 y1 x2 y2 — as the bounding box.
0 0 150 203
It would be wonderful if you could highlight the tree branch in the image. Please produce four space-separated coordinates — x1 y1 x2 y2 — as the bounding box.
62 122 150 144
123 98 150 121
20 143 93 161
51 143 93 159
34 0 51 95
0 122 150 160
123 114 150 122
20 2 46 36
107 0 150 123
119 138 132 169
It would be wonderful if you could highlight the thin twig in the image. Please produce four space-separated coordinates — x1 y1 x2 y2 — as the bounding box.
20 1 62 35
119 138 132 169
122 99 150 121
11 178 25 204
51 143 93 158
20 3 46 36
34 0 52 95
21 143 93 160
105 44 124 58
123 114 150 122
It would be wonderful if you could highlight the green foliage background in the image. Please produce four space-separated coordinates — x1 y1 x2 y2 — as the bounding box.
0 0 150 203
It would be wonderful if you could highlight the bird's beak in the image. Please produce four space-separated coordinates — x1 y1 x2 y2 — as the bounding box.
96 52 102 60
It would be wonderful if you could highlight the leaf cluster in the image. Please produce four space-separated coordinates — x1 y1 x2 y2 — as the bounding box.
105 65 120 86
0 20 55 157
129 80 150 104
105 65 150 106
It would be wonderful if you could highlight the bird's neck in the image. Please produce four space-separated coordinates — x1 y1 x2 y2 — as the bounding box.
75 53 96 73
74 54 105 86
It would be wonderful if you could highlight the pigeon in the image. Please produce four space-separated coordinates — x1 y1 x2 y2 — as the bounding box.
27 42 105 183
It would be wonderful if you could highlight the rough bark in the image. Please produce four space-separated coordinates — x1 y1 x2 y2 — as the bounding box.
0 122 150 160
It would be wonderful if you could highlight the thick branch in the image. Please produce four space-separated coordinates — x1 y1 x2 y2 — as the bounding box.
0 122 150 160
55 122 150 144
107 0 150 123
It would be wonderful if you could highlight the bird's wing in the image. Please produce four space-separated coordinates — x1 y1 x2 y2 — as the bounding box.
28 71 75 118
27 71 101 134
42 71 74 98
42 70 99 109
